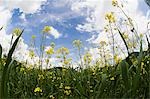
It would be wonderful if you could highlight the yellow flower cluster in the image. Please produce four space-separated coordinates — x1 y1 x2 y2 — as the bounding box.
13 28 22 36
43 26 52 33
34 87 42 93
46 47 54 55
57 47 69 55
105 12 116 23
49 95 55 99
112 0 118 6
38 74 44 80
64 86 71 95
83 52 92 64
29 50 35 58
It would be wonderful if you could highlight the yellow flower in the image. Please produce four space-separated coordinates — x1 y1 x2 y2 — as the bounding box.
112 0 118 6
105 12 116 23
110 77 115 80
57 47 69 55
100 41 107 46
29 50 35 58
13 28 22 36
65 86 71 90
32 35 36 39
38 74 44 80
43 26 52 33
20 67 25 72
49 95 55 99
64 90 71 95
114 54 121 64
90 90 93 93
59 83 63 89
34 87 42 93
73 39 82 49
83 52 92 64
45 47 54 55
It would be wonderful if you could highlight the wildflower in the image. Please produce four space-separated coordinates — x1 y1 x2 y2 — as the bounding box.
45 47 54 55
29 50 35 58
13 28 22 36
32 35 36 39
105 12 116 23
73 40 82 49
59 83 63 89
110 77 115 80
20 67 25 72
50 42 55 48
112 0 118 6
65 86 71 90
100 41 107 46
90 90 93 93
114 54 121 64
43 26 52 33
49 95 55 99
84 52 92 64
57 47 69 55
64 90 71 95
38 74 44 80
34 87 42 93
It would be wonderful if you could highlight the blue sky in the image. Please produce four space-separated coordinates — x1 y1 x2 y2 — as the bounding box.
6 0 92 54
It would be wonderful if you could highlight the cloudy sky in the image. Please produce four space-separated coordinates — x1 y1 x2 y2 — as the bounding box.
0 0 150 65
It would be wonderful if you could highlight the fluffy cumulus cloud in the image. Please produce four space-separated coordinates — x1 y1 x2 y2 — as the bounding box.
49 27 61 39
72 0 150 60
0 0 46 13
0 0 46 63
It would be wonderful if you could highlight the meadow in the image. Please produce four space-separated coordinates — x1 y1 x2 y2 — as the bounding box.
0 0 150 98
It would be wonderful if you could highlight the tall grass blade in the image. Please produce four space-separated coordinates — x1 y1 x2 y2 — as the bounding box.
120 60 130 91
0 44 2 59
0 29 24 98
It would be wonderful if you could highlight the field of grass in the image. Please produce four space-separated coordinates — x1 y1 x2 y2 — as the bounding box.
0 0 150 98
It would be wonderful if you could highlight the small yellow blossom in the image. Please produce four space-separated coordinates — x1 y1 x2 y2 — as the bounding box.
110 77 115 80
59 83 63 89
29 50 35 58
43 26 52 33
32 35 36 39
34 87 42 93
65 86 71 90
38 74 44 80
105 12 116 23
13 28 22 36
49 95 55 99
57 47 69 55
64 90 71 95
84 52 92 64
112 0 118 6
20 67 25 72
45 47 54 55
90 90 94 93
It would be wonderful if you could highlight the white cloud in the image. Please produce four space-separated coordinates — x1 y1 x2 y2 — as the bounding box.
49 27 61 39
0 0 46 64
72 0 150 60
1 0 46 13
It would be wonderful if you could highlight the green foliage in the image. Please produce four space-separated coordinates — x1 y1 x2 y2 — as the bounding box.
0 30 24 98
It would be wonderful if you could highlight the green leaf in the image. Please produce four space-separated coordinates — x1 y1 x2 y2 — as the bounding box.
120 60 130 90
0 44 2 59
0 29 24 98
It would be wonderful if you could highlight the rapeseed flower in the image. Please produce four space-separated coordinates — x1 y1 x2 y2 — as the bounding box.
13 28 22 36
105 12 116 23
43 26 52 33
64 90 71 95
34 87 42 93
112 0 118 6
45 47 54 55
